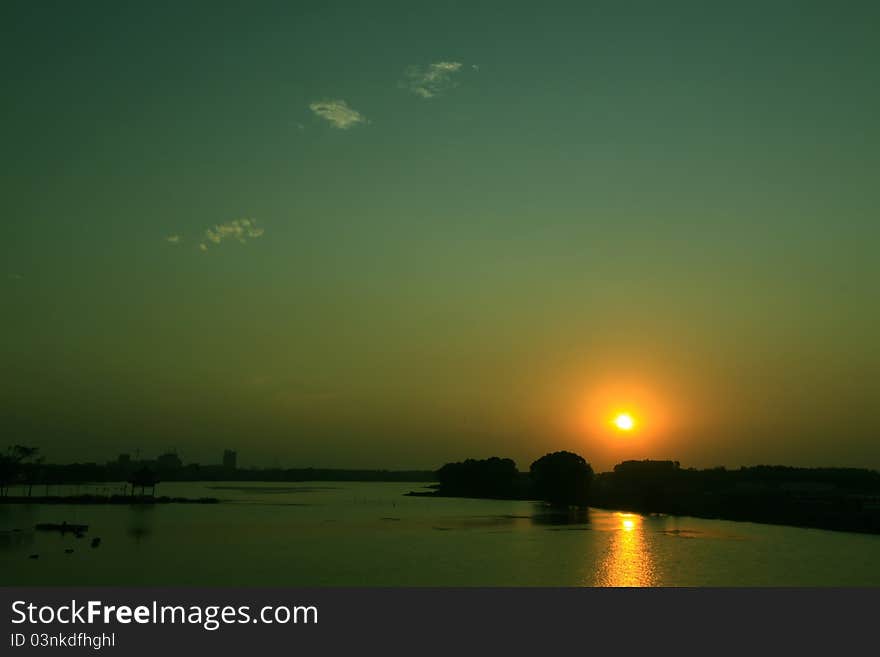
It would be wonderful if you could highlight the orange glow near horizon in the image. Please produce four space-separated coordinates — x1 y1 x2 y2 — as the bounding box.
567 374 687 468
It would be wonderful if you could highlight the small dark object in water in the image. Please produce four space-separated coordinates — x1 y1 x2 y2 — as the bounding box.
35 522 89 534
90 537 101 548
28 554 39 559
64 548 74 554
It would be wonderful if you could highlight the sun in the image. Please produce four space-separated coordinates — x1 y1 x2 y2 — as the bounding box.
613 413 635 432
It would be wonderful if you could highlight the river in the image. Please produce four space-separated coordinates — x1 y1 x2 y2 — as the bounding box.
3 481 879 586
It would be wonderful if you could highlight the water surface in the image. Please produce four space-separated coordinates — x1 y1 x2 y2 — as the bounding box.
2 482 879 586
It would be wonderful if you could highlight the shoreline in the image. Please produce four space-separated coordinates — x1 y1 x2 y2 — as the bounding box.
408 489 880 536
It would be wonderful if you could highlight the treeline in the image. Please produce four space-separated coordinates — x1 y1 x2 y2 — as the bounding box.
426 454 880 534
430 452 594 507
593 460 880 533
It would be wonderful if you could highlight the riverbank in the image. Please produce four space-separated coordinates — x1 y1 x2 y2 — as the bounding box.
409 488 880 535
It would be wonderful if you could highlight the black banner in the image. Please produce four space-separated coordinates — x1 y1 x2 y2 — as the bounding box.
2 588 876 655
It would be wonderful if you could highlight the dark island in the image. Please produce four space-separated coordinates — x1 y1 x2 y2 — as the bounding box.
411 452 880 535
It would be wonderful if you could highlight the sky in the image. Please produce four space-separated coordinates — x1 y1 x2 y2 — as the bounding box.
2 1 879 472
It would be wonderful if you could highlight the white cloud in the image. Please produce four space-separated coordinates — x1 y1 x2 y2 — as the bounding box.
401 61 464 99
309 100 367 129
199 218 264 251
165 234 181 245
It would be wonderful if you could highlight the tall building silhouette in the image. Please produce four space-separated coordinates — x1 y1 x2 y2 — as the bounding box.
223 449 237 470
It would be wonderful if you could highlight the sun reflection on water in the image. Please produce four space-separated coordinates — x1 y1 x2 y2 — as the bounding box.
595 512 657 586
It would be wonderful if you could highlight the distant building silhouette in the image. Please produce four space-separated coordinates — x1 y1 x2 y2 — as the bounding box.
116 453 132 474
223 450 237 471
157 452 182 472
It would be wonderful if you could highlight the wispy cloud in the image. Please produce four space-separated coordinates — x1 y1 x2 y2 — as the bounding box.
165 234 181 245
199 218 264 251
309 100 367 129
401 61 464 99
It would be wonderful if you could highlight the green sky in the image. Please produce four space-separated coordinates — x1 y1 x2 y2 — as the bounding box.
2 1 879 471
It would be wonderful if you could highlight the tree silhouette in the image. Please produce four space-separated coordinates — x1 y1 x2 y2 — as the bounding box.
0 453 15 497
530 451 594 507
0 445 41 497
436 457 520 498
128 467 160 497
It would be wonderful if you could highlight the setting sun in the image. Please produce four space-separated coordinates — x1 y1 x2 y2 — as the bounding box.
613 413 635 431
